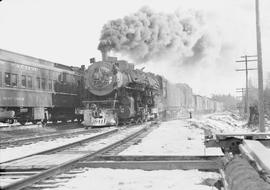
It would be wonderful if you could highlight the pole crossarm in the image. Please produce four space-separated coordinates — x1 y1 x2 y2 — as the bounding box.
236 68 257 71
241 55 257 58
236 59 258 62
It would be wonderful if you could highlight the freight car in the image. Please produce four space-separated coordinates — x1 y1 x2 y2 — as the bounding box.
157 81 193 120
193 95 222 113
0 49 84 125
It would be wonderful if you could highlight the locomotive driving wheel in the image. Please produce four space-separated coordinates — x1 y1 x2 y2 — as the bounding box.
5 118 14 124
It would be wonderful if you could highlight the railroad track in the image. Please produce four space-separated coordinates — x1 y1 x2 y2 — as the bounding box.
0 122 156 190
0 121 81 129
0 127 105 148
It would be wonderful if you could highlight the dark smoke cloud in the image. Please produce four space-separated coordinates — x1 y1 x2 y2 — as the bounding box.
98 6 221 64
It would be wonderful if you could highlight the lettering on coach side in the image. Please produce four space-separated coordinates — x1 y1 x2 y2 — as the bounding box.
16 64 38 72
2 97 24 101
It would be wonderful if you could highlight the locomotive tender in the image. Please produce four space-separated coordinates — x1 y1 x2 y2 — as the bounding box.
0 49 83 125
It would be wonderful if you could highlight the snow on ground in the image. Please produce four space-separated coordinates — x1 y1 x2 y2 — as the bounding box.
189 112 252 134
46 168 219 190
4 112 256 189
0 122 41 129
45 116 226 190
0 128 115 163
190 112 270 133
121 120 223 155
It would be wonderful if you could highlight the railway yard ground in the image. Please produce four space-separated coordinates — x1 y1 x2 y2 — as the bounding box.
0 112 270 190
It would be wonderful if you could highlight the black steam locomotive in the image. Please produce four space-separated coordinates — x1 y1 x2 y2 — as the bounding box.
82 53 160 126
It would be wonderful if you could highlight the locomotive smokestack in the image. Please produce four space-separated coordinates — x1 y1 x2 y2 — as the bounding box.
101 50 108 61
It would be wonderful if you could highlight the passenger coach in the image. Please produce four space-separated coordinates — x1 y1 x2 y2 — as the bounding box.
0 49 84 124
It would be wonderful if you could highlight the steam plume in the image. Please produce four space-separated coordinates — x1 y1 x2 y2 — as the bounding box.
98 7 221 64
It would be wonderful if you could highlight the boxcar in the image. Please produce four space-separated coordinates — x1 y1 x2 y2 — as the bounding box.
0 49 84 124
158 79 193 119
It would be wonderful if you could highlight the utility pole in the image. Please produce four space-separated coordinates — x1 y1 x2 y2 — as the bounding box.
255 0 265 132
236 88 247 113
236 56 257 113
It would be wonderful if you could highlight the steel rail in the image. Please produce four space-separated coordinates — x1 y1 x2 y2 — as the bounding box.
0 121 82 130
0 128 101 148
1 124 152 190
0 128 118 165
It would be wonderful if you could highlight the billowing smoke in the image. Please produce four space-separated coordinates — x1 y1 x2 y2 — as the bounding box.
98 6 222 64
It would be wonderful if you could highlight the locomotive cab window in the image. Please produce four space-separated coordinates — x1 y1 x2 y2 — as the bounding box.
21 75 26 88
5 73 11 86
27 76 32 89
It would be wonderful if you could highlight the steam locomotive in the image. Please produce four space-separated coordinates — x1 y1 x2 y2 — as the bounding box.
82 53 160 127
81 52 223 127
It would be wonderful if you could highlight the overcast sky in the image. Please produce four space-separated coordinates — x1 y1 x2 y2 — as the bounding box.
0 0 269 96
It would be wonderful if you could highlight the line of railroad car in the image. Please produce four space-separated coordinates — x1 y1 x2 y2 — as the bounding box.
193 95 223 113
81 51 224 127
0 49 223 127
0 49 84 125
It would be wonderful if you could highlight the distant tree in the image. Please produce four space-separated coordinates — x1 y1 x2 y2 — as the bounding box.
211 94 239 110
264 73 270 117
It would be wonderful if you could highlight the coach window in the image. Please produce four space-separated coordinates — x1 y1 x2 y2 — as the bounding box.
11 74 17 87
5 73 11 86
53 80 58 92
27 76 32 89
37 77 41 89
21 75 26 88
41 78 46 90
48 79 52 91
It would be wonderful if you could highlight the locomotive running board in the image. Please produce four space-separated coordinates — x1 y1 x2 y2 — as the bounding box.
77 155 223 170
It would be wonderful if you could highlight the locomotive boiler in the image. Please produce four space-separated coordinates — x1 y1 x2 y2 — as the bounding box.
82 52 160 127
